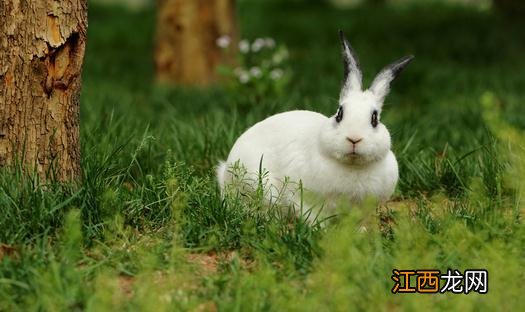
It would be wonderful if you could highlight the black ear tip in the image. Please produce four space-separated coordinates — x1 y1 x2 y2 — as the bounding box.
390 55 415 77
405 55 415 63
397 55 415 66
338 30 345 41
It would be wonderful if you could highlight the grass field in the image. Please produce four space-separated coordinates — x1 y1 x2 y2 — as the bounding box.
1 1 525 310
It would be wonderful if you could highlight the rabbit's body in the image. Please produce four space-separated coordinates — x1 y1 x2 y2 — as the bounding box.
217 31 413 218
217 110 398 205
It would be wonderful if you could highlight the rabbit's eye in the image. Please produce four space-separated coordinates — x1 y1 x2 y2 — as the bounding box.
335 106 344 123
371 110 379 127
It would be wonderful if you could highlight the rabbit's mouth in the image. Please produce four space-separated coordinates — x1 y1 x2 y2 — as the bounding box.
346 151 361 157
341 151 372 166
344 151 365 162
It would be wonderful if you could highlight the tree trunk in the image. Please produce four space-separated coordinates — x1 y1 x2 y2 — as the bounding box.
0 0 87 181
155 0 237 85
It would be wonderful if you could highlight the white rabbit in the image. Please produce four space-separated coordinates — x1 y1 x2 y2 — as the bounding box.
217 30 413 219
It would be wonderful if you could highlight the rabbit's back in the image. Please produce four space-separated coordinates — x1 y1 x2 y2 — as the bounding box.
226 110 325 173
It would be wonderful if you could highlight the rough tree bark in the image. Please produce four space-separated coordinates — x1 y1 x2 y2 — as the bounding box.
0 0 87 181
155 0 237 85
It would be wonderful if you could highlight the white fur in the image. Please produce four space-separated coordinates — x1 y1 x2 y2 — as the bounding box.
217 33 412 219
218 108 397 214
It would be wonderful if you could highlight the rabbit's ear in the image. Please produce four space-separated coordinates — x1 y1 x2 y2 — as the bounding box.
369 55 414 104
339 30 362 99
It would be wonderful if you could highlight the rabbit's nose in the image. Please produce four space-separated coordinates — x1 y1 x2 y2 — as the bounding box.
346 137 363 145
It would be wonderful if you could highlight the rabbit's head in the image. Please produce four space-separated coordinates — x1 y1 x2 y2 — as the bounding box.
319 31 414 166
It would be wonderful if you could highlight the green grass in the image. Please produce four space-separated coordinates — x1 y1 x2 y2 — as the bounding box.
1 1 524 310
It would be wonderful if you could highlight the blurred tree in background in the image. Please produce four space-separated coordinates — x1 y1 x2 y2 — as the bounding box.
89 0 524 13
154 0 237 85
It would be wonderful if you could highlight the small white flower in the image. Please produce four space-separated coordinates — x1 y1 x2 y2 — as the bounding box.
216 35 231 48
272 48 289 64
270 68 284 80
238 40 250 54
251 38 265 52
265 37 276 49
234 67 244 76
249 67 262 78
239 72 250 84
